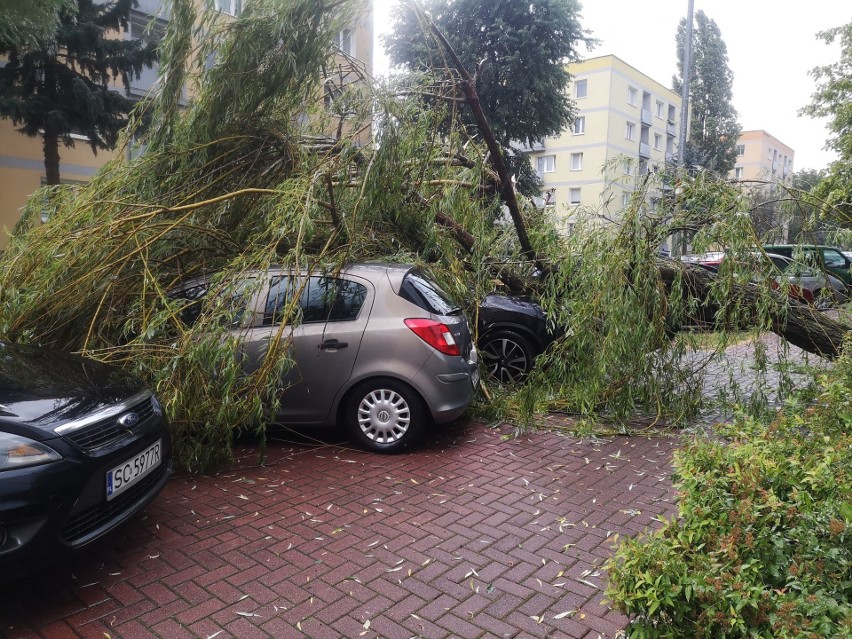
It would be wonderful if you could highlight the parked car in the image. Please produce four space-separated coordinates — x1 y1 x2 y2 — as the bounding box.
763 244 852 288
692 251 847 307
171 264 479 453
0 342 171 578
477 294 556 384
763 253 848 307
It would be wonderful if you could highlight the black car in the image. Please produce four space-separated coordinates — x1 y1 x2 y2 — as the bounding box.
0 342 171 578
477 294 557 384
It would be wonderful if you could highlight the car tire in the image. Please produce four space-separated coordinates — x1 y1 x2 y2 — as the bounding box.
344 378 427 453
479 330 536 384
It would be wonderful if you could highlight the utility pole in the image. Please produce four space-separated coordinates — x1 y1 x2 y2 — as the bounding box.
673 0 695 257
678 0 694 167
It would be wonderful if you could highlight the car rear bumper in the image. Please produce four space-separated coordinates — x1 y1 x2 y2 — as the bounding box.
416 347 479 424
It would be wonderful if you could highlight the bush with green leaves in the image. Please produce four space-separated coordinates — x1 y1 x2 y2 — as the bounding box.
606 344 852 637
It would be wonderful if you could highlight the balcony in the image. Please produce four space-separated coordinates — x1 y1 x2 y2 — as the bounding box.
641 109 652 126
639 142 651 159
514 140 545 153
666 151 676 164
666 121 676 136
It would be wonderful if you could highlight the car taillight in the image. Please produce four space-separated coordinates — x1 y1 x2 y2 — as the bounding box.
791 284 814 303
404 319 460 356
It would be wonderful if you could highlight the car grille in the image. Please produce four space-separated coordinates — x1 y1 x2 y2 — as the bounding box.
64 398 155 452
59 462 167 545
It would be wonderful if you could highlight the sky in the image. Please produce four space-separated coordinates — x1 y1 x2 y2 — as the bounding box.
372 0 851 172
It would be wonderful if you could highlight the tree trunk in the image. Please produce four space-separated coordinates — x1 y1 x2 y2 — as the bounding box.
43 128 61 186
417 4 541 271
660 259 849 359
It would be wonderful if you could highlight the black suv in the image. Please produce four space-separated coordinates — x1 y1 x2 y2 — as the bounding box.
477 294 556 384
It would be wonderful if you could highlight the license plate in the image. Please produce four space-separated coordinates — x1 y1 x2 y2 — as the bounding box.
471 368 480 388
106 440 162 501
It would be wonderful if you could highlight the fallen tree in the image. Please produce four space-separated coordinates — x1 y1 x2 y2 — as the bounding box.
0 0 847 470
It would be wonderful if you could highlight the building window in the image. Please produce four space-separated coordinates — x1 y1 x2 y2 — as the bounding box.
625 121 635 141
653 133 662 150
623 160 631 175
737 144 745 156
575 79 587 99
573 116 585 135
569 188 581 206
735 167 743 179
655 100 664 118
536 155 556 175
627 86 638 106
214 0 241 16
570 153 583 171
622 192 630 207
336 28 354 56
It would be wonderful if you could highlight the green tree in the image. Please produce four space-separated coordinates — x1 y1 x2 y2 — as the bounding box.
801 20 852 224
384 0 592 196
0 0 157 185
0 0 76 48
674 10 741 175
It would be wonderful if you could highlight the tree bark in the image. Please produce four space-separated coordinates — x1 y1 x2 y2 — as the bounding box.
43 129 61 186
415 4 541 271
659 259 849 359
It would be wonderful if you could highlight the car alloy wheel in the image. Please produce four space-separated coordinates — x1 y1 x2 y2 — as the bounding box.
480 330 534 385
345 378 426 452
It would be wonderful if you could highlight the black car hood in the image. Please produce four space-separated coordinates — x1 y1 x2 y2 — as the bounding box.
480 293 546 321
0 342 146 440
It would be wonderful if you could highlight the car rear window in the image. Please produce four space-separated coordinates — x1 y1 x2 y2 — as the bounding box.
399 271 461 316
264 275 367 326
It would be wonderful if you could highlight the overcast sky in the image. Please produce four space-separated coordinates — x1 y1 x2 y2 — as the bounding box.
373 1 851 172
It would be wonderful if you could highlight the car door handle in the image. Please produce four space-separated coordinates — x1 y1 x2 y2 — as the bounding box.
319 339 348 350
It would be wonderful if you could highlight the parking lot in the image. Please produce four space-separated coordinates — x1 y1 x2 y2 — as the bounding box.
0 420 677 639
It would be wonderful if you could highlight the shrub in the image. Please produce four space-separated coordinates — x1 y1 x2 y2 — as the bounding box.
606 351 852 637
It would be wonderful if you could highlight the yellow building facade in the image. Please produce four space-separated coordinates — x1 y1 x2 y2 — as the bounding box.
526 55 683 226
0 0 373 249
730 129 794 186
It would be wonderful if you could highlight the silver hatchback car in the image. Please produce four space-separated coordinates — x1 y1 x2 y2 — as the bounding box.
173 264 479 452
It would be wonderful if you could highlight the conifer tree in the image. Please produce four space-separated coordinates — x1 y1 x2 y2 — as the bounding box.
674 10 741 175
0 0 158 184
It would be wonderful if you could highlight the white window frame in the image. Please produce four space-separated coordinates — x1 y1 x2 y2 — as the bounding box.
573 116 586 135
575 79 588 99
537 155 556 175
569 188 581 206
734 167 744 179
655 100 664 118
623 160 631 175
653 133 662 150
737 144 745 156
570 152 583 171
625 121 636 141
214 0 241 16
337 28 354 56
622 192 630 207
627 86 638 106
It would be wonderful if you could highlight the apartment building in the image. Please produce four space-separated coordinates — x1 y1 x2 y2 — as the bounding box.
525 55 683 223
730 129 794 187
0 0 373 249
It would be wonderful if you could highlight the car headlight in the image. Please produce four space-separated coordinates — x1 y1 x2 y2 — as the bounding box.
0 432 62 471
151 394 163 417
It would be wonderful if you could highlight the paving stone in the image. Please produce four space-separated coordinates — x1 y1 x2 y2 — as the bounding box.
0 420 676 638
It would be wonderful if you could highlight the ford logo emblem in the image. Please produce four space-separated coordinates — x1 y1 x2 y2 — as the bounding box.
118 412 140 428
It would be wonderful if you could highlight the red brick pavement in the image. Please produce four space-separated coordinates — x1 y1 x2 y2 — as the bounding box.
0 420 678 639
